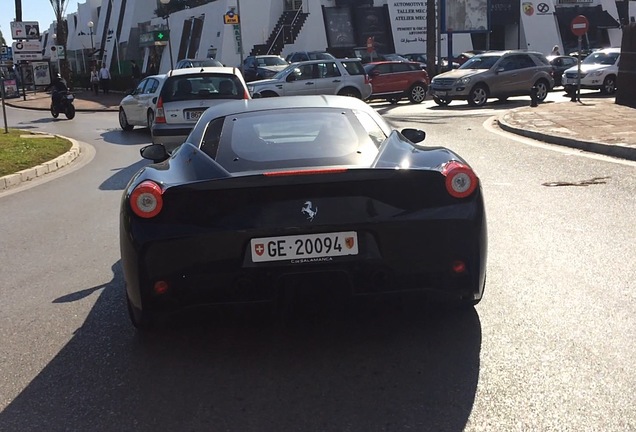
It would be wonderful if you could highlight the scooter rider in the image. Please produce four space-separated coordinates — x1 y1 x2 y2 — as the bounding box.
45 73 69 108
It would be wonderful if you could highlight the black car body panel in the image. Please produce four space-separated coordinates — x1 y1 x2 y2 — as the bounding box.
120 96 487 325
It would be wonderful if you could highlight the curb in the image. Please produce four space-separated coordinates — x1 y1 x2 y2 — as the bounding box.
3 101 118 112
0 134 82 191
497 110 636 162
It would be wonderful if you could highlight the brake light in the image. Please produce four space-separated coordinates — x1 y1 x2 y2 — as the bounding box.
441 161 478 198
130 181 164 218
264 168 348 177
155 97 166 123
243 88 250 99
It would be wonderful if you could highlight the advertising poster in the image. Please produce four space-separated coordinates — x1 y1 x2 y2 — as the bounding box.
442 0 489 32
3 79 19 98
32 62 52 86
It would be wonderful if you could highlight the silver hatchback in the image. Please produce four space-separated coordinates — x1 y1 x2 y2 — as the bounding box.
247 58 372 100
430 50 554 107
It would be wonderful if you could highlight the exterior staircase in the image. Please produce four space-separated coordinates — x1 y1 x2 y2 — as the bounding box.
250 10 309 56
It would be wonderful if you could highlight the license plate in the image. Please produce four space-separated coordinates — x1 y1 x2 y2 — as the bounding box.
433 90 448 96
250 231 358 263
186 110 204 121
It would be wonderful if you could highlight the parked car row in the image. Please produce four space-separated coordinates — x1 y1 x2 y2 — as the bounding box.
118 49 620 145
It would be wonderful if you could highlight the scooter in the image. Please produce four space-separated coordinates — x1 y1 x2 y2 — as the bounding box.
50 91 76 120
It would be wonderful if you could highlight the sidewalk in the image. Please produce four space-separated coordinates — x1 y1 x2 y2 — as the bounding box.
497 95 636 161
3 89 636 162
3 89 122 112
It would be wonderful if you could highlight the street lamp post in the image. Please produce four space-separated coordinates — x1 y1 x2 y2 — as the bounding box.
159 0 175 70
88 20 95 63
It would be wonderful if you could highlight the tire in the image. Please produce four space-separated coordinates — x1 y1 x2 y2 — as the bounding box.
50 104 59 118
126 293 155 331
467 84 488 107
407 83 427 104
64 104 76 120
533 80 549 102
601 75 616 95
119 108 134 131
259 91 279 98
433 96 452 106
147 110 155 129
338 87 361 99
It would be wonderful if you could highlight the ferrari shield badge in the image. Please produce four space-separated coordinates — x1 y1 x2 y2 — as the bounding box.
522 2 534 16
345 237 355 249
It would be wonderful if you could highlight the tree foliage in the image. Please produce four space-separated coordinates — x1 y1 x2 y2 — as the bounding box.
49 0 71 82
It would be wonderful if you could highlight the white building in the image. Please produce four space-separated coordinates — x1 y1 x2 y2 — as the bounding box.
45 0 631 77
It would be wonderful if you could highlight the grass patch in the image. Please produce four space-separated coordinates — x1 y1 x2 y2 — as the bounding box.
0 129 72 177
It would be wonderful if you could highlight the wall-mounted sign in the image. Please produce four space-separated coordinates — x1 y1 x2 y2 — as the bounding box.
224 11 240 24
10 21 41 40
140 30 170 47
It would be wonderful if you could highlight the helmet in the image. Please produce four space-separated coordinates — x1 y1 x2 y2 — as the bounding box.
56 73 62 79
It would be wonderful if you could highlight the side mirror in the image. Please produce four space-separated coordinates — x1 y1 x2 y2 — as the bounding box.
140 143 169 162
286 73 297 82
370 70 380 77
401 128 426 143
496 67 505 73
252 92 263 98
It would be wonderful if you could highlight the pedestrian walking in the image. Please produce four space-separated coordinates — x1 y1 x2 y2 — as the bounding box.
550 45 561 56
90 65 100 96
99 63 112 95
131 60 141 89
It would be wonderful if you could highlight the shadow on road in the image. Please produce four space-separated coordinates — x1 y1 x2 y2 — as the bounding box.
100 128 152 146
99 159 149 191
0 260 482 432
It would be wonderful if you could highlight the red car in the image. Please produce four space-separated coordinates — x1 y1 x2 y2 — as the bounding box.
363 61 430 104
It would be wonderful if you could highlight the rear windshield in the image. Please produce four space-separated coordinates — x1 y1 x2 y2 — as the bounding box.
161 74 245 102
340 60 366 76
209 108 383 173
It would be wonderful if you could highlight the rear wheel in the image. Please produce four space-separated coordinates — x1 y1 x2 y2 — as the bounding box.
407 83 427 104
467 84 488 107
601 75 616 95
338 87 361 99
126 293 155 331
119 108 134 131
533 79 549 102
147 110 155 129
433 96 452 106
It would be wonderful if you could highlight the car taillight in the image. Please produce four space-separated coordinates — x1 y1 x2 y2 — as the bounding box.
441 161 478 198
130 181 164 218
243 88 250 99
155 97 166 123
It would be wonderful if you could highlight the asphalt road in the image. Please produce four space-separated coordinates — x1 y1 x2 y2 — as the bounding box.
1 95 635 431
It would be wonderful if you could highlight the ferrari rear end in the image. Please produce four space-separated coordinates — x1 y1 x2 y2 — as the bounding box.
120 158 486 327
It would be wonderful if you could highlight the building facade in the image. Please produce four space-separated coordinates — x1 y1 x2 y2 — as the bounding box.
40 0 634 77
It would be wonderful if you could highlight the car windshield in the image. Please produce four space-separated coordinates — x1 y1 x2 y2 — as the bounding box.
258 57 288 67
459 55 501 69
191 59 223 67
582 52 619 65
308 52 335 60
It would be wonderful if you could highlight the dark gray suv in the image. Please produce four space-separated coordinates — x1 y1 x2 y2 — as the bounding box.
430 50 555 107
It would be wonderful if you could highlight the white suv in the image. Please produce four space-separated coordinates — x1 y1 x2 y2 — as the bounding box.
151 67 249 152
247 58 372 100
562 47 620 95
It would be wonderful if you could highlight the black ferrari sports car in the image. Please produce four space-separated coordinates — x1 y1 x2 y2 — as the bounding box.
120 95 487 329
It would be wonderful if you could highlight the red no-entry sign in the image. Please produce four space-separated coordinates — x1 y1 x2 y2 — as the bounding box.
570 15 589 37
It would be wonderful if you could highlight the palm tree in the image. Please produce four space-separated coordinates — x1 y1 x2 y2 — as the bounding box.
49 0 70 83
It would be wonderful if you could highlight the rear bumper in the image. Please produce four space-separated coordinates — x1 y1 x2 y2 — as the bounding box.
151 124 194 153
121 208 487 314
